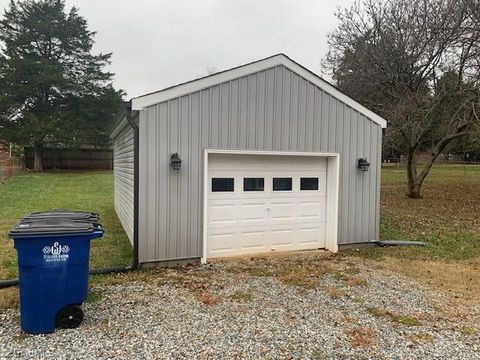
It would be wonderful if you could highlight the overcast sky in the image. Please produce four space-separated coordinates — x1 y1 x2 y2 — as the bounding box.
0 0 354 99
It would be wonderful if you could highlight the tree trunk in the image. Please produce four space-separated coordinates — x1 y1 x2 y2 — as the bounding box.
33 145 43 172
406 148 422 198
406 131 470 198
407 182 422 199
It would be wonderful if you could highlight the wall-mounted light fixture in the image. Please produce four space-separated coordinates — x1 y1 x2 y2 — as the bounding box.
170 153 182 170
357 158 370 171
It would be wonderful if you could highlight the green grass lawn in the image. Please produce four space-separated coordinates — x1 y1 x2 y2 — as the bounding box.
0 171 132 279
0 166 479 301
349 164 480 299
379 164 480 260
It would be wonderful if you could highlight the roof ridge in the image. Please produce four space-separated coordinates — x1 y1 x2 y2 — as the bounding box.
131 54 387 128
131 53 287 100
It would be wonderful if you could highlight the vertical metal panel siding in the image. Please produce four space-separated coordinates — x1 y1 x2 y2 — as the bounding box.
138 65 382 262
112 123 134 245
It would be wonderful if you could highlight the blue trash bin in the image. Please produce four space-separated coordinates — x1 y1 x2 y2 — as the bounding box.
10 219 103 334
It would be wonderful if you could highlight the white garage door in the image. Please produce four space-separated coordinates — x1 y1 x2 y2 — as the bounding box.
207 153 327 258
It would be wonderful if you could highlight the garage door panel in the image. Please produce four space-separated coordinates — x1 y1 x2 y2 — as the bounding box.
207 153 329 258
270 229 295 248
293 157 327 170
240 231 268 251
269 156 296 168
298 200 325 220
240 155 268 169
298 225 325 246
208 189 240 200
209 154 242 170
208 232 237 256
209 203 237 225
270 202 295 220
241 203 266 222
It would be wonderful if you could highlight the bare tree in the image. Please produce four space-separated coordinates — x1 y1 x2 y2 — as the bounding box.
324 0 480 198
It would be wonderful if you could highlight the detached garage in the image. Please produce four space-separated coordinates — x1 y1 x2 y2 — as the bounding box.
111 54 386 266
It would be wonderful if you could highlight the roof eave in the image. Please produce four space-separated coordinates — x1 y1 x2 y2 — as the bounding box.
131 54 387 129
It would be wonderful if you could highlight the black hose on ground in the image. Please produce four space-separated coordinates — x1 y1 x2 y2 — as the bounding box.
0 279 19 289
375 240 426 247
0 265 134 289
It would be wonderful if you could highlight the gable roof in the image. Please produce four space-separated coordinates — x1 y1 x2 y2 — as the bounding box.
131 54 387 128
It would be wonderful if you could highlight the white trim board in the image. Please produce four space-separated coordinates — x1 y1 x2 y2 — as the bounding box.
201 149 340 264
132 54 387 129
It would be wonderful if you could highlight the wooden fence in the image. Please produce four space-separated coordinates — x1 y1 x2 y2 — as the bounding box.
0 157 24 182
24 148 113 171
383 153 480 167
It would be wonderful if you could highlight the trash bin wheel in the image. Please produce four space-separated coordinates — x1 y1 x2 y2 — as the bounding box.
55 305 84 329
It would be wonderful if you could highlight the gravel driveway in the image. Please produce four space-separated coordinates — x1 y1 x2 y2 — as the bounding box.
1 252 479 359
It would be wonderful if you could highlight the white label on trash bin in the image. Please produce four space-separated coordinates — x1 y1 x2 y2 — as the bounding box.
43 242 70 263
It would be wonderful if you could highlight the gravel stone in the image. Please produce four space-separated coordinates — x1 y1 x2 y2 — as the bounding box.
1 259 479 359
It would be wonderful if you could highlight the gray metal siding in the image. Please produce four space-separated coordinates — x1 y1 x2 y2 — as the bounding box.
139 65 382 263
112 121 135 245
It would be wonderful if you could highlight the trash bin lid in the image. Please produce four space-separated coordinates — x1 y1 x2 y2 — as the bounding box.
22 210 99 222
9 219 98 238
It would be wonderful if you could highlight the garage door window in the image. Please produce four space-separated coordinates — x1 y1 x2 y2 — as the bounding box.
243 178 264 191
273 177 292 191
300 177 319 190
212 178 234 192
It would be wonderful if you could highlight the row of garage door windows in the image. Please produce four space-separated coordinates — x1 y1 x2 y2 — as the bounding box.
211 177 319 192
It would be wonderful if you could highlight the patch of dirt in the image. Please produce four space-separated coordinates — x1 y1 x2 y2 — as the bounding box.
375 258 480 303
346 326 378 348
0 287 18 310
